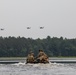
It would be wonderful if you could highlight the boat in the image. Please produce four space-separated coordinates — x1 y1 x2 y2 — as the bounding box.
26 50 49 64
26 57 49 64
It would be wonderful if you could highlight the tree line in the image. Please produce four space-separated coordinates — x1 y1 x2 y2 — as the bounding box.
0 36 76 57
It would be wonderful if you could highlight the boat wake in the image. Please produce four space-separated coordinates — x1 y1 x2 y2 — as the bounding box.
11 62 64 69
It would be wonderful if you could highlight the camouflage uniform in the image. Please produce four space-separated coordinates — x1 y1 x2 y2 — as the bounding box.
37 50 49 63
26 53 35 63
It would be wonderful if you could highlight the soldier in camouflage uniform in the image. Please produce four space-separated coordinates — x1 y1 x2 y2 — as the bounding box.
37 50 49 63
26 51 35 63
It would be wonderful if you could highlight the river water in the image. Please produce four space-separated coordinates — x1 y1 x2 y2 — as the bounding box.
0 62 76 75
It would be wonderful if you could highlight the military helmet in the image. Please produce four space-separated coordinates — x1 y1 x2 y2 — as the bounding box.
39 49 43 52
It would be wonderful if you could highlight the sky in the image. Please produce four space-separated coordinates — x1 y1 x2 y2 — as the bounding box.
0 0 76 39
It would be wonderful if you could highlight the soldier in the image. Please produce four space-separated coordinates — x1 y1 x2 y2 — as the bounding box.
37 50 49 63
26 51 35 63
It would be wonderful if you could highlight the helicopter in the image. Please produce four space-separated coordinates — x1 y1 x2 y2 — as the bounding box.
27 27 31 29
0 28 4 31
39 27 44 29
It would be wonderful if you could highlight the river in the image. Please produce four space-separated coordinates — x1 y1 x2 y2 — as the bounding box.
0 61 76 75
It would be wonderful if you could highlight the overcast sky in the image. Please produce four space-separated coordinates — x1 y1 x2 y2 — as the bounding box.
0 0 76 39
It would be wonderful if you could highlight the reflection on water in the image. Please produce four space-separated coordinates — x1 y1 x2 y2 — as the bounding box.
0 62 76 75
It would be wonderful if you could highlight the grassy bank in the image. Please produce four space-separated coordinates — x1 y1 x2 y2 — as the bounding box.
0 56 76 58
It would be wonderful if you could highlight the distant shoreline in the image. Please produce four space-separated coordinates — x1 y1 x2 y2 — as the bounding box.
0 57 76 63
0 57 76 60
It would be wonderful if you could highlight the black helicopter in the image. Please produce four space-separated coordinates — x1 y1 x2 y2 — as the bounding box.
27 27 31 29
0 28 4 31
39 27 44 29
